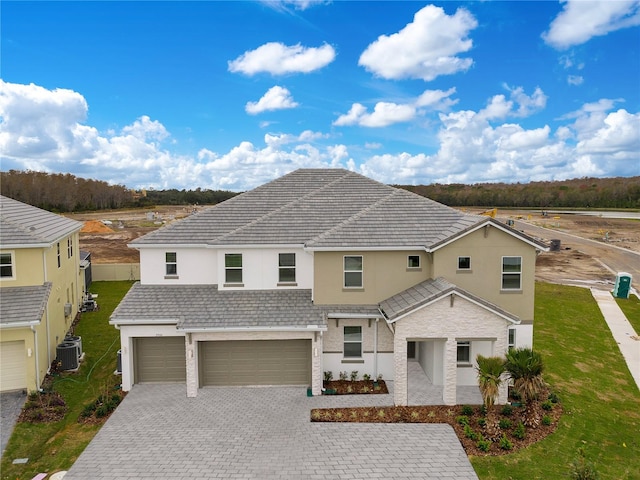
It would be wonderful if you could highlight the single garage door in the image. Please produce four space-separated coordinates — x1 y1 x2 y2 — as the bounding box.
200 340 311 386
134 337 186 384
0 341 26 392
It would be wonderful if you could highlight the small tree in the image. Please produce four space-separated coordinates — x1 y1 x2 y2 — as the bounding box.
476 355 505 440
505 347 545 426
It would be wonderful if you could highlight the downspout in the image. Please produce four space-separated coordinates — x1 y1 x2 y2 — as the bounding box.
31 326 41 391
373 318 379 379
43 249 52 366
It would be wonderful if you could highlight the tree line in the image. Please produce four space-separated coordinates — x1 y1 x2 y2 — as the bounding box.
1 170 638 212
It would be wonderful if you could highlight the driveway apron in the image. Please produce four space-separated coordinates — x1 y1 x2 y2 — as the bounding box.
1 390 26 455
65 384 477 479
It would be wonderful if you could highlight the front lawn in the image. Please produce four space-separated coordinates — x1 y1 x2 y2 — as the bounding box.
616 293 640 335
0 281 133 480
472 283 640 479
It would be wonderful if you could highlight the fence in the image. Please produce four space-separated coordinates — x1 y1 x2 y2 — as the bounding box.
92 263 140 281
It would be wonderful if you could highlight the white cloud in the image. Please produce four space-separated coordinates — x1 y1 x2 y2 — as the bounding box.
246 86 299 114
567 75 584 86
259 0 329 12
358 5 477 81
543 0 640 50
228 42 335 76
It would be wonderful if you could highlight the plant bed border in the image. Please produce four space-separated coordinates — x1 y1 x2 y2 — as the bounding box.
322 379 389 395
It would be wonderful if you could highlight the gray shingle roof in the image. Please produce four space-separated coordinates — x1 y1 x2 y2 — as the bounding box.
0 195 82 247
130 169 487 249
379 277 520 324
110 283 327 330
0 283 52 328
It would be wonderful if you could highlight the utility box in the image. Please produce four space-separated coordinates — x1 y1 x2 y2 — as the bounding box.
613 272 632 299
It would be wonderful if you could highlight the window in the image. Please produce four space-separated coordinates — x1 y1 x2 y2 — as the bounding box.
67 237 73 258
0 253 14 278
344 256 363 288
508 328 516 350
278 253 296 283
457 341 471 364
57 243 61 268
502 256 522 290
407 255 420 269
458 256 471 270
165 252 177 276
225 254 243 284
344 326 362 358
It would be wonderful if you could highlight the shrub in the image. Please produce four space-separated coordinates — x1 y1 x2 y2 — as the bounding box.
541 400 554 411
464 424 478 440
323 371 333 382
477 417 486 427
514 421 526 439
80 403 96 418
461 405 474 416
350 370 359 382
28 391 39 401
499 434 513 450
501 404 513 416
95 405 109 418
376 374 383 382
456 415 469 426
499 418 512 430
476 434 492 452
542 415 552 426
339 371 348 381
569 448 600 480
362 373 371 381
548 391 560 404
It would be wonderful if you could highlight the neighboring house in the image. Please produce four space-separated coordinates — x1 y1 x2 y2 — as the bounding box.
111 169 547 405
0 195 84 392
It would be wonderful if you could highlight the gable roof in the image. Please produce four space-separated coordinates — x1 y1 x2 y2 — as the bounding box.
110 283 326 331
379 277 520 325
0 195 82 248
0 283 52 328
132 168 544 250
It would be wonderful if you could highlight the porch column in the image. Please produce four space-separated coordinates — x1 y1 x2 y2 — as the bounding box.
443 338 457 405
311 333 323 395
186 335 197 398
393 335 408 406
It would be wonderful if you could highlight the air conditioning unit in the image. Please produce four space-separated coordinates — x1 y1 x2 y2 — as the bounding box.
64 303 72 317
56 342 79 371
64 335 83 360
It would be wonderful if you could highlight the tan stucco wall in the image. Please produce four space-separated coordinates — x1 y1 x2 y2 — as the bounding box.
433 225 537 321
0 248 45 286
323 318 394 354
314 250 431 304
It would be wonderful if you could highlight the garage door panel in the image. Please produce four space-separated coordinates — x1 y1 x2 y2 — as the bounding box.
200 340 310 386
0 341 27 392
135 337 186 384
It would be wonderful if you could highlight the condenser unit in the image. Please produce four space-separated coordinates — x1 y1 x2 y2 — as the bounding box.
56 342 79 371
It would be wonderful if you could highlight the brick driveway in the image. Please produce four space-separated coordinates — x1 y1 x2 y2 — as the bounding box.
65 384 478 479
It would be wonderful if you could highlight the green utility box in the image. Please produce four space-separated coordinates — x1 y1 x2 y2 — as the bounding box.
613 272 632 299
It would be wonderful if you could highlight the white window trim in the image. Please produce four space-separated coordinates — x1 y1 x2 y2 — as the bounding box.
278 253 296 285
456 340 471 365
501 256 522 290
457 256 471 270
224 253 243 285
508 327 516 350
57 242 61 268
0 251 16 280
165 252 178 277
407 255 421 269
67 237 73 259
343 325 363 358
343 255 363 289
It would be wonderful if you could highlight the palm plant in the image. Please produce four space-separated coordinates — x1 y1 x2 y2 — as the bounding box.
476 355 505 440
505 347 545 426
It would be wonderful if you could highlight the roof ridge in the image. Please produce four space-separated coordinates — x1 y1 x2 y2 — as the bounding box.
307 187 402 246
212 169 355 244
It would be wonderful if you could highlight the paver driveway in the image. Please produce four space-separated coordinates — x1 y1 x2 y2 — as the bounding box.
65 384 478 479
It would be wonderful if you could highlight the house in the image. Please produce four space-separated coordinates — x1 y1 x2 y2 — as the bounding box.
111 169 547 405
0 195 84 392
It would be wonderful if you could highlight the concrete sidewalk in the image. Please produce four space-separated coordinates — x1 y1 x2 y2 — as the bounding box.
590 288 640 391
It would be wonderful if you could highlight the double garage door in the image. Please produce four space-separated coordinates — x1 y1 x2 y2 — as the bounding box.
199 339 311 386
134 337 311 386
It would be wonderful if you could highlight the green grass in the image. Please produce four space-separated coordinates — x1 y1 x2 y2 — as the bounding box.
1 281 133 480
616 293 640 335
472 282 640 480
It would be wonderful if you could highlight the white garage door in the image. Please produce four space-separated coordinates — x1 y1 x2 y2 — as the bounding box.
0 341 27 392
134 337 186 384
199 340 311 386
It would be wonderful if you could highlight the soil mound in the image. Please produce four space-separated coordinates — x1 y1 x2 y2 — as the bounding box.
81 220 114 234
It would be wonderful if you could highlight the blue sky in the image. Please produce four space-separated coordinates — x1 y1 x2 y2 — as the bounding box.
1 1 639 191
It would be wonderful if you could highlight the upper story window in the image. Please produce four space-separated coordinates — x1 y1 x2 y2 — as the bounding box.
457 341 471 364
165 252 177 276
508 328 516 350
0 252 14 279
343 326 362 358
67 237 73 258
57 242 61 268
225 254 243 284
458 256 471 270
344 255 363 288
278 253 296 284
407 255 420 269
502 256 522 290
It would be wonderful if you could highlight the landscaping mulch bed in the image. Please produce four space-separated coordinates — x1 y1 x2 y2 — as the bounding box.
18 391 67 423
311 397 562 456
78 388 127 425
323 379 389 395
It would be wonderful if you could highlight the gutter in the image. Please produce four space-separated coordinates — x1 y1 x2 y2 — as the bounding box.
0 320 41 329
31 326 40 390
178 325 328 333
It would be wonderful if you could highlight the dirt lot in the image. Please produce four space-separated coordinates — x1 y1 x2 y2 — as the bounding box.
67 206 640 288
